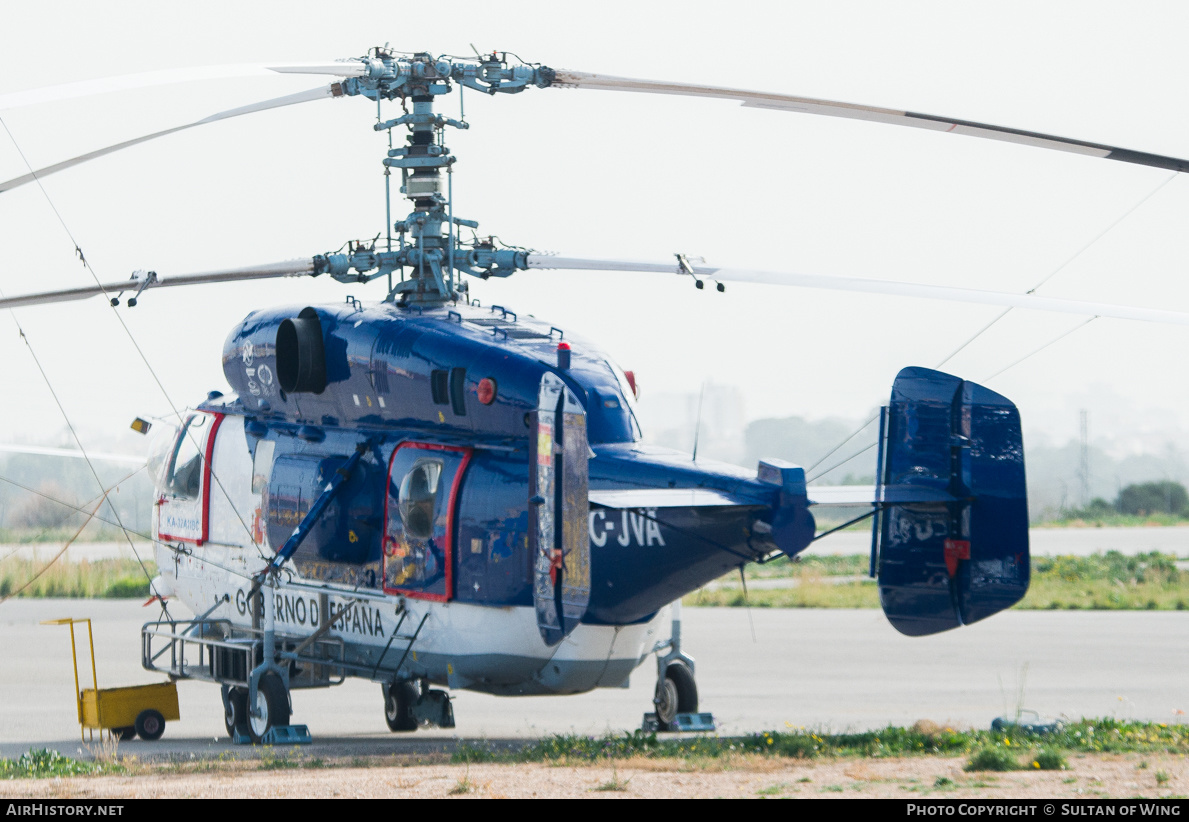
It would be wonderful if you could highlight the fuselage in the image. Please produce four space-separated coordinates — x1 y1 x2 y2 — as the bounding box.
151 300 805 695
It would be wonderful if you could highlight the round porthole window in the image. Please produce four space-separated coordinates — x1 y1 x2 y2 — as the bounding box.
398 460 442 539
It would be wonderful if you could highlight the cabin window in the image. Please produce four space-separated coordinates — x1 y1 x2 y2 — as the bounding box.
398 459 443 539
164 414 209 500
251 440 275 494
431 369 449 405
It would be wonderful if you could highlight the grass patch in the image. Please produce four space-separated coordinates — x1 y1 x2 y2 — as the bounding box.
0 524 144 545
685 580 878 609
1041 514 1188 528
448 767 478 795
965 747 1019 771
745 554 869 580
258 748 300 770
453 719 1189 766
1022 552 1189 610
592 773 631 792
686 550 1189 611
590 756 631 792
0 557 156 599
0 748 122 779
1031 748 1068 770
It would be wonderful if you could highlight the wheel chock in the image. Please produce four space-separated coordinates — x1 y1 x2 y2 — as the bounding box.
261 725 312 745
640 712 716 733
672 712 716 732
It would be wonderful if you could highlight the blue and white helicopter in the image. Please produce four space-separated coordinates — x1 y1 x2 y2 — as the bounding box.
5 49 1186 742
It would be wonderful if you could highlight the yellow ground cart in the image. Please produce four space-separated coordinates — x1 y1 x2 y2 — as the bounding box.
43 617 179 742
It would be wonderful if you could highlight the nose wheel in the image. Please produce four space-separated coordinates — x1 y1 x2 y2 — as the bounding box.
223 675 291 743
222 685 247 738
246 673 291 743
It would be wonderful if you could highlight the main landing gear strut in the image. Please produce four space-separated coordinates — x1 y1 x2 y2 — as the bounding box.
222 676 292 744
382 679 455 732
645 601 714 732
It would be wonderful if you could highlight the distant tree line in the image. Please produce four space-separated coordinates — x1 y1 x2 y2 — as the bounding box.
1071 480 1189 519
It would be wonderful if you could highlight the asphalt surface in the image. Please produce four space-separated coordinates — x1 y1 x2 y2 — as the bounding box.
1 597 1185 761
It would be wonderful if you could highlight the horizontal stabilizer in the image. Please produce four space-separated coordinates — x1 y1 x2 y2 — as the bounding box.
589 488 761 509
807 485 957 506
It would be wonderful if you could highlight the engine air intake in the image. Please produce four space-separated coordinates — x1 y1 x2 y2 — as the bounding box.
277 307 327 394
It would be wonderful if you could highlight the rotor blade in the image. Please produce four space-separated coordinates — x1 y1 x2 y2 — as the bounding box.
0 85 339 194
0 62 361 112
0 259 316 311
265 62 370 77
0 443 144 466
525 254 1189 327
551 71 1189 173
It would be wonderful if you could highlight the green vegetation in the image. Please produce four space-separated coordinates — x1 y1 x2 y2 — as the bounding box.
1044 512 1189 528
686 550 1189 611
452 718 1189 765
0 524 144 544
1032 748 1069 770
591 762 631 792
686 553 878 608
965 747 1019 771
687 580 879 608
1023 551 1189 610
258 748 302 770
0 557 156 599
746 554 868 578
3 545 1184 611
5 722 1183 783
1055 481 1189 524
0 748 123 779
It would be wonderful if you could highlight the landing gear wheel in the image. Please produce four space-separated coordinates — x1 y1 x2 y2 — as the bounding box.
223 685 247 738
247 673 290 744
383 681 420 732
134 710 165 741
113 726 136 741
654 663 698 727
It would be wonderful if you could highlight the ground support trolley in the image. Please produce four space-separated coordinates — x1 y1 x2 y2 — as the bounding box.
43 617 180 743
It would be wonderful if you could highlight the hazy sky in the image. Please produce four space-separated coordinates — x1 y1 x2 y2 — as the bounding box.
2 1 1189 464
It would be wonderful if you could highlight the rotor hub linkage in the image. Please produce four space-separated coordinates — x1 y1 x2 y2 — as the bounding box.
330 51 555 305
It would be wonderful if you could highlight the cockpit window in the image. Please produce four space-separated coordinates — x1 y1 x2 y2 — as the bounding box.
164 414 209 500
146 422 179 488
606 360 643 441
398 459 443 539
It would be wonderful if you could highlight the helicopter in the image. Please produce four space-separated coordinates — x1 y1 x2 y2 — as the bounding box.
4 36 1189 743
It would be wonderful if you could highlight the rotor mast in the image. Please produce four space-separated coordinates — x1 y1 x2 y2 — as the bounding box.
316 50 554 305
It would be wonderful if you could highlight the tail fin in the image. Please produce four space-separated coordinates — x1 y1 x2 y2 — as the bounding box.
874 367 1029 636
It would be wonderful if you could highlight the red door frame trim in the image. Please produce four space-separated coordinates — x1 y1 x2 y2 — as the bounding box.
158 411 225 546
382 441 472 602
